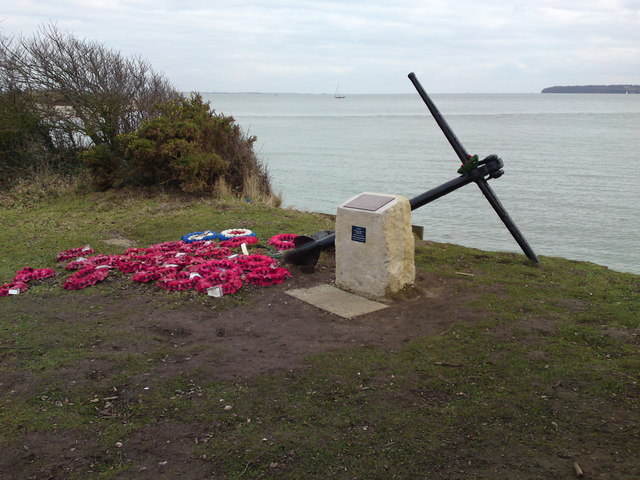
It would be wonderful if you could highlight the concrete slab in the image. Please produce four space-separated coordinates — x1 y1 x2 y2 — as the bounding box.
285 284 388 319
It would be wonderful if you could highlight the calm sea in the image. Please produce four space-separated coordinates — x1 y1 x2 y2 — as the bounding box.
202 92 640 275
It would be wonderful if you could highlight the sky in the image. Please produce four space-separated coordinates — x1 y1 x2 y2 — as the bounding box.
2 0 639 94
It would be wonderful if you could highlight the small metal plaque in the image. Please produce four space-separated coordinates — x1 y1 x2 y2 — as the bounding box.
351 226 366 243
344 194 394 212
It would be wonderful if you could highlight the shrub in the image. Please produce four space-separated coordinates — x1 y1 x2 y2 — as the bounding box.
1 23 179 149
0 23 179 188
2 24 275 201
82 143 124 190
0 90 80 188
0 91 42 187
85 94 274 197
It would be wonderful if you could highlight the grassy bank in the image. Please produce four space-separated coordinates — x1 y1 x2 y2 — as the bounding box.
1 191 638 479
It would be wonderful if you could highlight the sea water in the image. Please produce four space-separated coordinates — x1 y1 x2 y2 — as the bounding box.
202 92 640 275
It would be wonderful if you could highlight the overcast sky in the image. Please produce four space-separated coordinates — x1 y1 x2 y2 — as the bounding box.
2 0 639 93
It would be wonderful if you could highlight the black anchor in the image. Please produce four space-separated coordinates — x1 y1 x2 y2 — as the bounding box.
285 72 538 267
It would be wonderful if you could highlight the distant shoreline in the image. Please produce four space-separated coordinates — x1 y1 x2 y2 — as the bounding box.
542 85 640 94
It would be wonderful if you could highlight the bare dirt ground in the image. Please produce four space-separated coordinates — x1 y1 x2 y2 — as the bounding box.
5 251 634 480
136 261 480 382
63 254 482 383
1 252 491 480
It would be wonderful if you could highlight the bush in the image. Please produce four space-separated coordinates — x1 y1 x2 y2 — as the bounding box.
0 23 179 188
85 94 274 197
0 90 81 188
81 143 124 190
0 91 42 187
1 23 179 148
1 25 275 202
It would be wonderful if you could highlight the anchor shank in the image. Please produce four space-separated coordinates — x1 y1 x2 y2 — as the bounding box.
408 72 470 164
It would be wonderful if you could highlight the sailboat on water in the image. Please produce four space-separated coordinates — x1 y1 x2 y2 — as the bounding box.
334 84 345 99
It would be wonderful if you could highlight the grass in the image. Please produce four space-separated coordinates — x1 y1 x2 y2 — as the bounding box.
1 190 639 479
0 189 332 281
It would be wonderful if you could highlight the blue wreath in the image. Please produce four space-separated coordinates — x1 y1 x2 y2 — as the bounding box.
181 230 218 243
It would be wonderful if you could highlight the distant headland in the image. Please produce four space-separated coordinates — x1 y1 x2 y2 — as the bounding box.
542 85 640 94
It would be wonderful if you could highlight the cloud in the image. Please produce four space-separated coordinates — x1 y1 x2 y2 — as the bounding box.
1 0 638 93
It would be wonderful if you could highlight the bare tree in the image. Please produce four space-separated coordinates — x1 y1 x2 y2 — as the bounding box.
0 23 180 149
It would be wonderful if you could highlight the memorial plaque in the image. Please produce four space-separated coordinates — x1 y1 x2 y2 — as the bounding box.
351 226 366 243
343 193 394 212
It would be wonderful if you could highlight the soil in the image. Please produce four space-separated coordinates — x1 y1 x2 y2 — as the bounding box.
19 253 483 385
3 251 631 479
130 259 481 382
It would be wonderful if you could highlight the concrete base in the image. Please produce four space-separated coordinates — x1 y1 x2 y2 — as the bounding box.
335 192 415 299
285 285 388 319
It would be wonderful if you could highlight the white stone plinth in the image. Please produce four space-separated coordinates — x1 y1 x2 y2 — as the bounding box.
335 192 415 299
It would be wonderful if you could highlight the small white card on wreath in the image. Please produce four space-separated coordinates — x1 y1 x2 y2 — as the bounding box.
207 286 223 298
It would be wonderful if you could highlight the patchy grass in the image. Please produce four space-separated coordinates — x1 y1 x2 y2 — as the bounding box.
0 191 638 479
0 190 333 281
